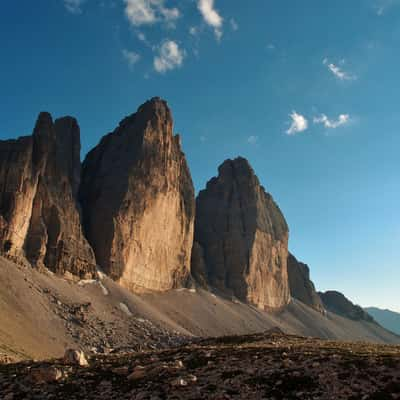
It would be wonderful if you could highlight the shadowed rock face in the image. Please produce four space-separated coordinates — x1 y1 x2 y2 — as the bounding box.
0 113 96 277
319 291 375 322
190 242 209 289
287 253 324 313
80 97 195 293
192 157 290 309
0 135 36 257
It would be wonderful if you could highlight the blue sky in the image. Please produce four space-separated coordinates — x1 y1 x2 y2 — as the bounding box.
1 0 399 311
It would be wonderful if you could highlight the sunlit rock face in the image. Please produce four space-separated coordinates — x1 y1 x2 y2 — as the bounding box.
0 135 36 258
287 253 324 313
80 98 195 293
193 157 290 310
0 113 96 277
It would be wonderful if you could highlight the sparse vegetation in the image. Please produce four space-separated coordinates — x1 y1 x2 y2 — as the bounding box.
1 331 399 399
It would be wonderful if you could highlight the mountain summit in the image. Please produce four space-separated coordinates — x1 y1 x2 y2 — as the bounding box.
80 97 195 292
0 113 96 277
192 157 290 310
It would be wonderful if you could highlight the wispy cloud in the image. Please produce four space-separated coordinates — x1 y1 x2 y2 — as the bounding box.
153 40 185 73
377 5 385 15
230 18 239 31
64 0 85 14
189 26 198 36
124 0 180 27
313 114 351 129
137 31 147 42
374 0 400 15
286 112 308 135
136 31 153 48
122 49 141 68
323 58 356 81
247 135 259 145
197 0 223 40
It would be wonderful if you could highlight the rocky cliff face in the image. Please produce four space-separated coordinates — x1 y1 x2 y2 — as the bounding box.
0 113 96 277
0 135 36 257
190 242 209 289
319 291 375 322
80 98 195 292
192 157 290 309
287 253 324 313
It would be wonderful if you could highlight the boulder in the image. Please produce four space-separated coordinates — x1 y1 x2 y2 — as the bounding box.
63 349 89 367
29 366 63 384
127 366 147 381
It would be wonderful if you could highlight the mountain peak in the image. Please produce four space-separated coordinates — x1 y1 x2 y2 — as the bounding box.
218 157 254 176
80 97 194 292
193 157 290 310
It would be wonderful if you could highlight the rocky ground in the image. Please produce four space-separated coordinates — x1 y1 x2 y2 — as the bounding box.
1 330 400 400
42 282 190 355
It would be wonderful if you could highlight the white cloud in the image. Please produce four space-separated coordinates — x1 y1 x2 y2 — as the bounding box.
286 112 308 135
230 18 239 31
124 0 156 25
247 135 259 145
161 6 180 23
64 0 85 13
136 31 153 48
154 40 185 73
122 49 141 67
313 114 350 129
189 26 199 36
197 0 223 40
323 58 355 81
124 0 180 27
137 31 146 42
328 64 349 80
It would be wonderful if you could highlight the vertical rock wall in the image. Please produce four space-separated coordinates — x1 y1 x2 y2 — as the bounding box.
80 98 195 292
193 157 290 309
0 113 96 277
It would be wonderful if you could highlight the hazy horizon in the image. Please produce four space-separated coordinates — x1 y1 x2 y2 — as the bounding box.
1 0 399 312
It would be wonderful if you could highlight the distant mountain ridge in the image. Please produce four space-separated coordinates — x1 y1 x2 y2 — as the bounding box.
365 307 400 335
319 291 375 323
